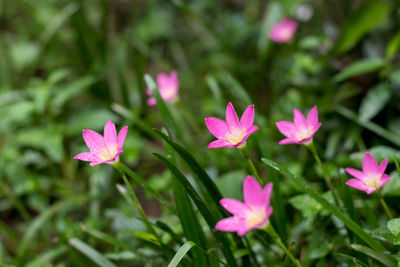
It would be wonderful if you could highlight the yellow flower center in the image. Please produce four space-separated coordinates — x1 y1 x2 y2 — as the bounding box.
295 126 313 140
226 127 246 145
99 142 118 160
246 206 265 228
365 174 381 188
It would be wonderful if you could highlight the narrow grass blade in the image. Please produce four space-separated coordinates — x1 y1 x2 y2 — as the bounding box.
351 244 396 266
153 129 223 205
163 130 209 266
335 106 400 148
168 241 197 267
69 238 117 267
261 158 386 252
153 153 237 267
27 245 68 267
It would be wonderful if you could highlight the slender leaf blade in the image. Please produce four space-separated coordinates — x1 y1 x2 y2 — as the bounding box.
69 238 117 267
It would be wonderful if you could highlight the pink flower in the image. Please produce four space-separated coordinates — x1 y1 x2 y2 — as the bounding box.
345 152 390 194
74 120 128 166
146 71 179 106
205 102 259 148
276 106 321 145
268 18 298 43
216 176 273 236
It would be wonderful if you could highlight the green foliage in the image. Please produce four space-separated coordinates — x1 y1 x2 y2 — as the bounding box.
1 0 400 266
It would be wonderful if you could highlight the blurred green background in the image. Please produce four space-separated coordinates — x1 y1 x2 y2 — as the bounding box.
0 0 400 266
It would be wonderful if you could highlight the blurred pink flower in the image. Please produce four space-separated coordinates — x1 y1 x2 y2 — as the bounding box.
74 120 128 166
146 71 179 106
276 106 321 145
268 18 298 43
345 152 390 194
205 102 259 148
216 176 273 236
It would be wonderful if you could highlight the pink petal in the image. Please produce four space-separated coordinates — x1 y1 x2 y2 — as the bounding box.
170 71 179 90
220 199 248 217
208 139 235 148
276 121 295 138
237 227 251 236
309 122 322 136
242 125 259 141
205 117 229 138
83 130 105 155
225 102 241 131
345 168 366 180
147 97 156 106
293 109 307 128
90 161 105 167
240 105 255 130
117 126 128 150
346 179 367 192
243 176 265 207
362 152 379 175
104 120 117 147
278 138 297 145
74 152 99 162
306 106 319 126
146 89 152 96
262 183 273 207
378 158 389 174
215 217 243 232
378 174 391 188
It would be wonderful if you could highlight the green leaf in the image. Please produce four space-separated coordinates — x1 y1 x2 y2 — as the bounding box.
153 153 237 267
387 219 400 240
359 83 391 120
386 31 400 61
168 241 197 267
162 129 208 266
69 238 117 267
331 1 389 55
335 106 400 148
144 74 182 141
333 59 385 82
261 158 386 252
153 130 224 209
351 244 396 266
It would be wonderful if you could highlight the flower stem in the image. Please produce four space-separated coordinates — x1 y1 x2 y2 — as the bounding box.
306 141 340 206
240 145 263 185
263 224 301 267
112 162 158 239
380 197 393 219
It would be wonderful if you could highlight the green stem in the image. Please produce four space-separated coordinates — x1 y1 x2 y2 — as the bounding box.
263 224 301 267
240 144 263 185
380 197 393 219
306 141 340 206
112 162 158 239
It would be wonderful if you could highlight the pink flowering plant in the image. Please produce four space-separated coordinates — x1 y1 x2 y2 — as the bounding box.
216 176 273 236
345 152 391 194
269 18 298 43
276 106 321 145
146 71 179 106
74 120 128 166
205 102 258 148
